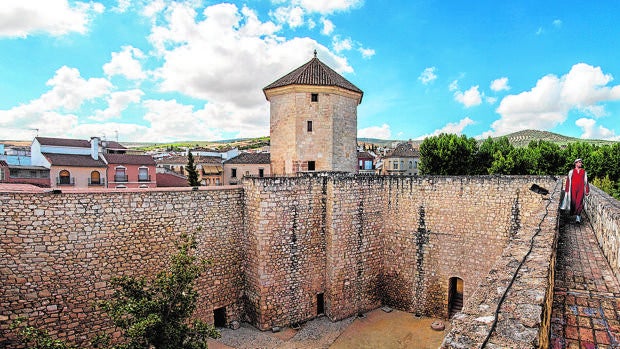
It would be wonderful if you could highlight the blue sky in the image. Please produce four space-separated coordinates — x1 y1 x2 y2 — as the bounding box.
1 0 619 142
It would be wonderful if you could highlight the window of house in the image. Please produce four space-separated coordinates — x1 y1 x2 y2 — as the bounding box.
138 167 149 181
308 161 316 171
409 161 413 169
90 171 101 185
259 168 264 177
311 93 318 102
307 120 313 132
392 161 398 170
59 170 71 185
245 171 250 176
231 168 237 178
414 161 418 169
400 161 404 169
115 167 127 182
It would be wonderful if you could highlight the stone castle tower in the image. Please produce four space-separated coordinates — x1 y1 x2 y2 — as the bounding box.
263 52 363 175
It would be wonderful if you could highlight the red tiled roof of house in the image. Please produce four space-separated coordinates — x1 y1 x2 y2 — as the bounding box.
357 151 374 159
104 154 156 166
43 153 107 167
156 155 222 165
36 137 90 148
224 152 270 164
0 183 50 193
0 160 8 167
385 143 420 158
156 172 189 187
101 140 127 149
263 56 363 96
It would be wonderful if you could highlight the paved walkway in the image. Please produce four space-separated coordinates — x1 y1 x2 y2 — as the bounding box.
551 214 620 348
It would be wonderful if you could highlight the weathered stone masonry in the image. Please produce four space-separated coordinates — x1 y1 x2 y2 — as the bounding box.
1 188 245 347
1 175 559 347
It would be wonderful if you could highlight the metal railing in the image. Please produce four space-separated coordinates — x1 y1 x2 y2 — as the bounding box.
56 177 75 186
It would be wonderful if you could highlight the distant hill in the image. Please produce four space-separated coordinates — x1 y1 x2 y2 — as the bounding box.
361 130 616 149
2 130 615 151
495 129 615 147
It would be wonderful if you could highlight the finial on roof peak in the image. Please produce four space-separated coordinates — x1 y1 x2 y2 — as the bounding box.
314 49 317 58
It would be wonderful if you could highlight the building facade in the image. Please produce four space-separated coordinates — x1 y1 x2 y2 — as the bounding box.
223 152 270 185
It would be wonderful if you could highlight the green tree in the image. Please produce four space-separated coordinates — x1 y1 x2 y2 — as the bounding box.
12 233 219 349
186 152 200 187
525 140 564 175
477 137 513 174
419 133 478 175
100 232 220 349
10 318 76 349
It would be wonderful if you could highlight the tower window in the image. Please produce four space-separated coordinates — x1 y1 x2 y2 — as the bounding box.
311 93 318 102
307 120 313 132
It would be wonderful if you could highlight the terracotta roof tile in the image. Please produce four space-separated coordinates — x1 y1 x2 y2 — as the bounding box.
104 154 156 166
385 143 420 158
156 173 189 187
224 152 270 165
156 155 223 165
102 141 127 149
264 57 363 96
36 137 90 148
43 153 107 167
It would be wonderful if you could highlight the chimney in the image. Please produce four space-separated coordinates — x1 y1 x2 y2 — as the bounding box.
90 137 100 160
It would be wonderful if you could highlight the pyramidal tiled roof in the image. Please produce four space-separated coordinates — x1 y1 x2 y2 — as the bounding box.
263 55 363 96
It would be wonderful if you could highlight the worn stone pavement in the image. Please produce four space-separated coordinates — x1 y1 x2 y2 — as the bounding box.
551 214 620 348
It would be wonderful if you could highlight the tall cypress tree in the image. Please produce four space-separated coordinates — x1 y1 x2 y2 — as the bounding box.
186 152 200 187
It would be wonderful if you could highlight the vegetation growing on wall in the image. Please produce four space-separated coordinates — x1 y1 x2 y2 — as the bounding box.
420 133 620 199
11 233 220 349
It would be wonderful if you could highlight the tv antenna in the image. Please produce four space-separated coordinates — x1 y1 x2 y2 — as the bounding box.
30 128 39 136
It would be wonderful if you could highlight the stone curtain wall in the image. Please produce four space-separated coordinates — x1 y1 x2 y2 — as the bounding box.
243 174 559 332
442 178 561 348
1 175 561 347
585 186 620 282
324 176 385 319
0 188 244 348
242 176 328 330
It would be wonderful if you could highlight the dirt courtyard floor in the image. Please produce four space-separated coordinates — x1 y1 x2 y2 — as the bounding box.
207 308 449 349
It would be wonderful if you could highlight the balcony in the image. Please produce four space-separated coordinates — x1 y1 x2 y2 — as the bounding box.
56 177 75 186
138 175 151 182
88 178 106 186
114 174 128 182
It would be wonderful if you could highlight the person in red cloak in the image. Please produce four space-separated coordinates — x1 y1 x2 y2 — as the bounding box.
564 158 589 223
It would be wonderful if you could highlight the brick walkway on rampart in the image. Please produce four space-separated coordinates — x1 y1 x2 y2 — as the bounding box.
551 215 620 348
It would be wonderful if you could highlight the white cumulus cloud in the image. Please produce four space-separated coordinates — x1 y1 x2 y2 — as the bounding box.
490 77 510 92
321 18 334 35
358 124 391 139
575 118 618 140
487 63 620 137
0 0 104 38
416 117 475 139
419 67 437 85
103 46 147 80
454 85 482 108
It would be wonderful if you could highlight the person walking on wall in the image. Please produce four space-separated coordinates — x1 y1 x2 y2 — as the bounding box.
564 158 589 223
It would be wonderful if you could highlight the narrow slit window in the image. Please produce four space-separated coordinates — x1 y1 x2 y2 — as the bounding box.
311 93 318 102
307 120 313 132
